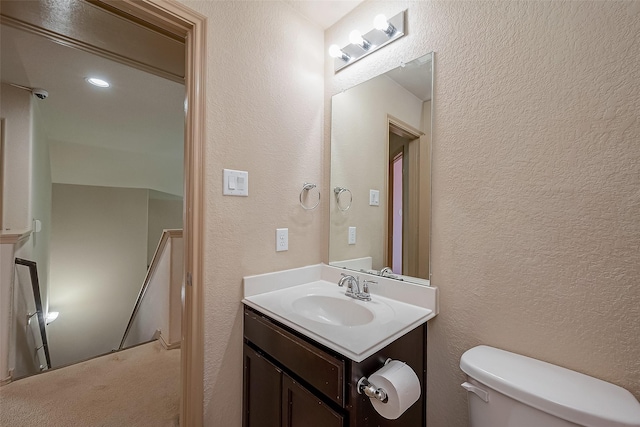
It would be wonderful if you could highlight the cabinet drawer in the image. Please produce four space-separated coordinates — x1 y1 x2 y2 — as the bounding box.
244 307 345 406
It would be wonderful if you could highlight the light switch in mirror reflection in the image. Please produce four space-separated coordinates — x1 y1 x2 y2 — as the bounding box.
329 53 433 286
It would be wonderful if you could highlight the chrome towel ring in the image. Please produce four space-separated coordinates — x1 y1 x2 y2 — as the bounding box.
300 182 320 210
334 187 352 211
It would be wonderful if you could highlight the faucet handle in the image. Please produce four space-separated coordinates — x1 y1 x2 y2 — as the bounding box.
362 280 377 293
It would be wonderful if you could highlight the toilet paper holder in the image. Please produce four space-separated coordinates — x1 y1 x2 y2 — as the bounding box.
357 377 389 402
357 358 391 403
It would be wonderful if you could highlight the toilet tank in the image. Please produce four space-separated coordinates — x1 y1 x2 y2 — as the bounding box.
460 346 640 427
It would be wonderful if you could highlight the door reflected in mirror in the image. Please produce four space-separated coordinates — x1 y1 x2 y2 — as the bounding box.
329 53 433 286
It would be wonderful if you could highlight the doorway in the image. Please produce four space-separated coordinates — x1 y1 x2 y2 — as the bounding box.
0 0 205 424
386 120 422 277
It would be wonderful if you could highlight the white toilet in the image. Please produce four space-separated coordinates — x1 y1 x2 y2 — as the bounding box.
460 345 640 427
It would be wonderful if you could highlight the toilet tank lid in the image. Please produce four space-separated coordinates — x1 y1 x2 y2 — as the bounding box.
460 346 640 427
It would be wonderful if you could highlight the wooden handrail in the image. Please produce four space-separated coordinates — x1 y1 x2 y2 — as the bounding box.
118 229 182 350
1 229 31 245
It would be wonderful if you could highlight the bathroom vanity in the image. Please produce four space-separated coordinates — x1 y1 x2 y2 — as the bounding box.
242 264 438 427
244 306 426 427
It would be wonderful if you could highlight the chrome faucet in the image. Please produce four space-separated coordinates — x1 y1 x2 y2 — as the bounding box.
338 273 360 293
378 267 398 279
338 274 373 301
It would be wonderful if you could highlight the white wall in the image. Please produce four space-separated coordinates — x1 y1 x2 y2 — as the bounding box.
0 84 31 231
123 236 172 348
49 140 184 197
30 103 52 312
326 2 640 426
47 184 148 367
1 83 52 381
147 195 182 265
178 1 325 424
330 74 423 269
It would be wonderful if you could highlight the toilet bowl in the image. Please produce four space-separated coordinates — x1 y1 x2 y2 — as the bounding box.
460 345 640 427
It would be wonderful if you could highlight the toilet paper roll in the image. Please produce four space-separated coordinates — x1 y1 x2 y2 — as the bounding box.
367 360 421 420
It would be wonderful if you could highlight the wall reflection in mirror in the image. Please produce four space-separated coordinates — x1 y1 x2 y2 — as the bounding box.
330 53 433 286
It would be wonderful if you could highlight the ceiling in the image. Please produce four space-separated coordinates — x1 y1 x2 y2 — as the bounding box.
385 54 433 102
0 24 185 158
283 1 364 29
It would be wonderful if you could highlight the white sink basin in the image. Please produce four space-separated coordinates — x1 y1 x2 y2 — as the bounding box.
292 295 375 326
243 279 433 362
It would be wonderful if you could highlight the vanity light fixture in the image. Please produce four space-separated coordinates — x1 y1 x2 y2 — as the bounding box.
86 77 110 88
330 9 406 73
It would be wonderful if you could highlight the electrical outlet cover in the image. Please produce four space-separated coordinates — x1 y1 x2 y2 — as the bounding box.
276 228 288 252
348 226 356 245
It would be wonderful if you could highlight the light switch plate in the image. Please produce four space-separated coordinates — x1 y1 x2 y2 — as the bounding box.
276 228 288 252
223 169 249 196
369 189 380 206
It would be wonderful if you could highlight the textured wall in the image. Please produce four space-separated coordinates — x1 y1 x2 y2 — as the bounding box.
326 1 640 426
178 1 325 425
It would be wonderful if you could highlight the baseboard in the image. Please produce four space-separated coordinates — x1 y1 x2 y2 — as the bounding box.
1 371 13 386
159 333 181 350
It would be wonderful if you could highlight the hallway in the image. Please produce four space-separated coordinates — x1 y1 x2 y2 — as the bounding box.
0 340 180 426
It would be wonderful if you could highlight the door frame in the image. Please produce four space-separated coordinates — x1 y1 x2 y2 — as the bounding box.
114 2 206 425
385 116 423 277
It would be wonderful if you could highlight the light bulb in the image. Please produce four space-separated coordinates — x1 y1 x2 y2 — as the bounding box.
374 14 389 31
86 77 110 88
349 30 364 46
329 44 343 58
329 44 350 61
349 30 372 50
46 311 59 325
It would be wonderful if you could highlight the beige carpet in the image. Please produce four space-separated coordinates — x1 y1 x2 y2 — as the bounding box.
0 341 180 427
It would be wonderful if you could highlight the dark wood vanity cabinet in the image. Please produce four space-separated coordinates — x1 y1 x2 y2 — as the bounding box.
243 306 427 427
243 344 343 427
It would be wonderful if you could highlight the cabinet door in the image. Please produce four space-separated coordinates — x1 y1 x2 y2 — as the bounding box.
282 374 343 427
244 344 282 427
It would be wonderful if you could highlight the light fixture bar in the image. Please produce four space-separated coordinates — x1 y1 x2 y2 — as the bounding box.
332 10 406 73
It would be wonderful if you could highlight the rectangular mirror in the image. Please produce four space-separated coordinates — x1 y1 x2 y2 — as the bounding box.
329 52 433 286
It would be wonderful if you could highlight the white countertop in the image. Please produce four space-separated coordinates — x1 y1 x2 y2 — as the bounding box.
243 264 438 362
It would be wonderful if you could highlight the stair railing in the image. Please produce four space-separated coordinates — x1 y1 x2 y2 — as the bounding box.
119 229 182 350
14 258 51 370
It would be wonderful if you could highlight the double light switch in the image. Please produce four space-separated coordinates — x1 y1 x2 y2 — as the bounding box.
223 169 249 196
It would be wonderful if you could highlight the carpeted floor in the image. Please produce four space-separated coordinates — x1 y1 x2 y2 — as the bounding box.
0 341 180 427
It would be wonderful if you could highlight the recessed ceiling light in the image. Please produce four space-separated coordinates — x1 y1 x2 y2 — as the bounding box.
86 77 110 88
